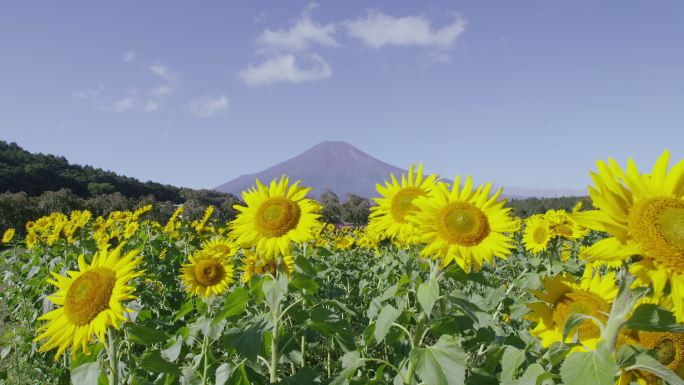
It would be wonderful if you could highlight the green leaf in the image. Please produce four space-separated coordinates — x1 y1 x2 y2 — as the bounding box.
214 287 247 324
276 367 320 384
500 346 525 385
329 351 364 385
374 304 402 344
417 278 440 318
139 350 181 376
624 353 684 385
625 304 684 333
173 300 195 321
562 313 603 342
126 323 169 345
223 320 268 363
227 363 252 385
263 274 288 310
162 335 183 362
515 363 549 385
215 363 231 385
560 342 617 385
71 362 101 385
409 335 466 385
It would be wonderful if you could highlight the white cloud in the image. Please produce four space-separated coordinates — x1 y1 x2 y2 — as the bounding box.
258 15 337 52
238 54 332 86
143 100 160 113
149 64 179 82
73 85 103 99
122 50 137 62
109 97 141 112
149 85 173 97
346 11 465 48
187 95 230 118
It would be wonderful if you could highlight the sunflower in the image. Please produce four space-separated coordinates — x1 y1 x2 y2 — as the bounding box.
367 164 438 244
231 176 321 258
181 250 234 298
618 331 684 384
410 176 516 272
202 237 239 259
239 250 293 283
34 245 143 359
526 269 618 351
573 150 684 320
523 215 552 255
544 209 588 239
335 235 355 250
2 228 15 244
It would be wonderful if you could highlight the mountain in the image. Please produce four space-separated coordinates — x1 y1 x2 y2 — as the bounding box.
215 141 406 199
215 141 586 200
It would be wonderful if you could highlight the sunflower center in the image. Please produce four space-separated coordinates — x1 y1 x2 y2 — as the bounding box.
533 226 548 244
64 268 116 326
552 290 610 341
390 187 425 223
629 198 684 271
255 197 302 237
436 202 490 246
656 339 677 367
194 259 225 286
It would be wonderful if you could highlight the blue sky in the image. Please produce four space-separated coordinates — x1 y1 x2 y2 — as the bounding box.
1 1 682 193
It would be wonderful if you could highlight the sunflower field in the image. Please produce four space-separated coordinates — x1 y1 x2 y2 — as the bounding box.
1 151 683 385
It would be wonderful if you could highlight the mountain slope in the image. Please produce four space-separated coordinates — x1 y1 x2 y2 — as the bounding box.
215 141 406 198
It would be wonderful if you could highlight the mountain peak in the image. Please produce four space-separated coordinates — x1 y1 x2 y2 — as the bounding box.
215 141 404 198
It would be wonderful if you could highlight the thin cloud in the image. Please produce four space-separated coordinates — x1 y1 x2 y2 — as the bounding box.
257 15 337 53
345 11 465 48
109 96 141 112
72 85 103 99
143 100 160 113
238 54 332 86
186 95 230 118
122 50 137 62
149 64 179 82
149 85 173 97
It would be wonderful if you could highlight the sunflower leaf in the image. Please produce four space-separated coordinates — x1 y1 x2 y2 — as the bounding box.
559 342 617 385
213 287 248 324
624 353 684 385
625 304 684 333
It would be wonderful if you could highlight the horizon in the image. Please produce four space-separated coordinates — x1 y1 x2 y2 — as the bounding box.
1 1 682 192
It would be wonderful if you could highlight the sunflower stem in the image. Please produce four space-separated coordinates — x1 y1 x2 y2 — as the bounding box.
106 328 119 385
270 316 279 383
405 315 425 385
201 334 209 385
602 267 634 353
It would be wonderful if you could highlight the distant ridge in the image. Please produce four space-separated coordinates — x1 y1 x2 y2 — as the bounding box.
215 141 406 199
214 141 585 199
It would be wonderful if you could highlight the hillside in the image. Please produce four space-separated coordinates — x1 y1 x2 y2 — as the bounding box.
0 140 183 201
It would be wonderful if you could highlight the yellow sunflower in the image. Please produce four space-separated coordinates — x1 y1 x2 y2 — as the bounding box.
2 228 15 244
618 331 684 385
573 150 684 320
34 245 143 359
523 215 552 255
335 235 355 250
231 176 321 258
239 250 293 283
526 269 618 351
181 250 234 298
367 164 438 243
410 176 516 272
544 209 588 239
202 237 239 259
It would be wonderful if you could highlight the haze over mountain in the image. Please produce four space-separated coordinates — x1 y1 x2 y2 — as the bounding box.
214 141 584 199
